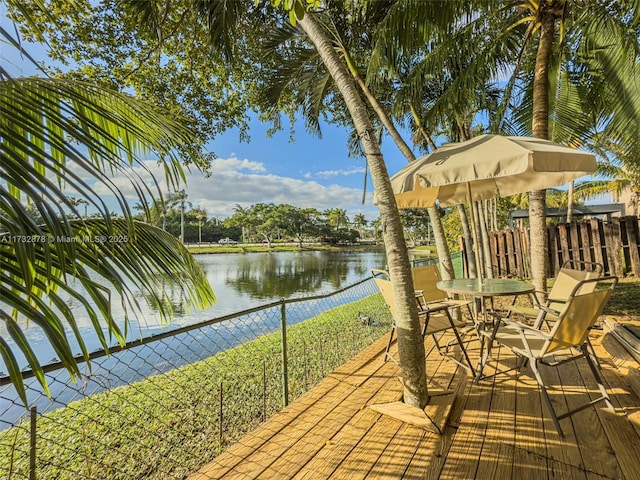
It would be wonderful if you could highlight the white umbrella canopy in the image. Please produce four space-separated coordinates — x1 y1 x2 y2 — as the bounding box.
390 135 597 208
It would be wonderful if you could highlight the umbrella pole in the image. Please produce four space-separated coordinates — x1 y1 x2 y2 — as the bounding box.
467 182 482 279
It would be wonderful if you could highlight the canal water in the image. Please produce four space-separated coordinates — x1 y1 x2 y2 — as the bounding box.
1 250 388 426
1 250 387 372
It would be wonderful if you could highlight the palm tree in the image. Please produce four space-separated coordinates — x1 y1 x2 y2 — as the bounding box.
353 213 368 239
258 6 456 280
370 0 640 291
575 164 640 217
504 0 638 290
325 208 349 230
1 4 215 404
195 210 207 243
295 11 428 407
574 130 640 217
510 188 571 210
135 0 430 406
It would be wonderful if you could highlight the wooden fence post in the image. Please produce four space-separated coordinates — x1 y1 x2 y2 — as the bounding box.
591 218 606 271
468 216 639 279
623 217 640 276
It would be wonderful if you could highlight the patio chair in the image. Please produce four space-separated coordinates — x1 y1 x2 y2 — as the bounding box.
509 260 604 325
372 269 475 377
477 276 618 436
509 260 604 365
411 264 473 318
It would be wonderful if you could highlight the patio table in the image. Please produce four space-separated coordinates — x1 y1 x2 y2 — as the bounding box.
437 278 535 380
436 278 534 303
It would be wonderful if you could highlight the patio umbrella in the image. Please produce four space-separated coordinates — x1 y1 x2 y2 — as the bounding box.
388 135 597 275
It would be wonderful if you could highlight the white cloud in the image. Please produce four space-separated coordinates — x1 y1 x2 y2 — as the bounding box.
66 156 379 220
208 156 266 173
316 166 366 178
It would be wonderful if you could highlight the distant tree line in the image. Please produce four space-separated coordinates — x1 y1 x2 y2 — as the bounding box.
134 199 373 245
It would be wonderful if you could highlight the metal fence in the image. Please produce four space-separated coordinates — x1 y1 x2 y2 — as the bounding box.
0 277 390 480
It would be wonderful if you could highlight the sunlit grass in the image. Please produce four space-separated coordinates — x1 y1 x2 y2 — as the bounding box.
0 294 390 480
186 244 384 254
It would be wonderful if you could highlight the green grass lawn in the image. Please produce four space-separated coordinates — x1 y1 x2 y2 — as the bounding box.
0 294 391 480
187 243 385 254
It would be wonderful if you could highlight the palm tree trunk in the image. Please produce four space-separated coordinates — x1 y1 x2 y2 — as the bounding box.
299 13 428 407
472 201 486 278
566 181 574 223
529 12 556 293
410 104 437 151
457 204 477 278
427 207 454 279
346 56 417 162
180 199 185 243
477 203 493 278
343 51 454 282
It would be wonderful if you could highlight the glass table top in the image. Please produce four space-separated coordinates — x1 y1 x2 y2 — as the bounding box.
437 278 535 297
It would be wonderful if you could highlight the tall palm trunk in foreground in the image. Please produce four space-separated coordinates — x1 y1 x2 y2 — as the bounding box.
342 52 454 280
529 11 556 293
299 12 428 407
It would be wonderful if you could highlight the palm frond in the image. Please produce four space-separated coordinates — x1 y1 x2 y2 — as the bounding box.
0 220 215 405
1 76 214 405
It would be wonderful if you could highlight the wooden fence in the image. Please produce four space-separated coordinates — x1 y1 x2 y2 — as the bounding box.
464 216 640 278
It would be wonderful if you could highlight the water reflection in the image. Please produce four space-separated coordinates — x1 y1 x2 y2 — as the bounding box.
217 252 350 298
1 250 387 365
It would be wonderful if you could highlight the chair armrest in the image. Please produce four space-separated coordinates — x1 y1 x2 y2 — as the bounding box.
530 289 549 307
546 297 566 306
498 318 552 340
444 297 472 306
538 304 561 315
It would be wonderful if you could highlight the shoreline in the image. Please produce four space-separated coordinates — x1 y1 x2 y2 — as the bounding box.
186 243 387 254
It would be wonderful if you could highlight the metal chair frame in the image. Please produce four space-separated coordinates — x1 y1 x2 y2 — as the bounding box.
372 268 475 377
477 276 618 436
510 260 605 367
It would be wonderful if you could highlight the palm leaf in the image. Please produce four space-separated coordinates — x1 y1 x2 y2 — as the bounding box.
0 220 215 404
1 76 215 405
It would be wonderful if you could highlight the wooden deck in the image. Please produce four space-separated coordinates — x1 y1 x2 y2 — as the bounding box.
189 321 640 480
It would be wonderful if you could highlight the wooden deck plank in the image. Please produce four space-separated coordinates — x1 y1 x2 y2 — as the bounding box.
329 415 406 479
245 357 406 479
475 344 517 480
367 424 436 480
557 344 623 480
519 370 587 480
219 382 358 479
377 341 459 478
422 374 473 480
399 341 471 480
291 344 443 480
436 340 502 480
513 367 549 480
187 376 347 480
188 320 640 480
327 334 452 479
599 333 640 411
534 351 587 480
584 335 640 480
290 404 388 479
258 358 405 479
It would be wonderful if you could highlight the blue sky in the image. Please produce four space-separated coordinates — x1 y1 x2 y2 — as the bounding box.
1 9 414 223
3 8 612 223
